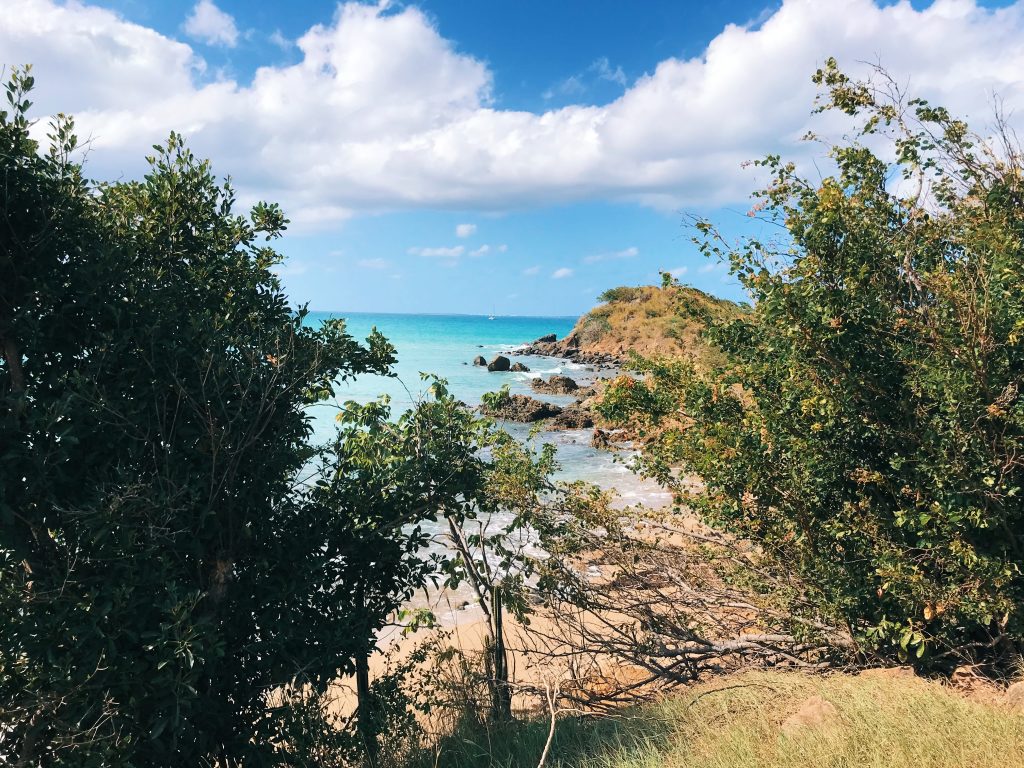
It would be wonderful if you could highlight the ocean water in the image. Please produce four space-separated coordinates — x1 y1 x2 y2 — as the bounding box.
305 311 670 507
305 311 670 624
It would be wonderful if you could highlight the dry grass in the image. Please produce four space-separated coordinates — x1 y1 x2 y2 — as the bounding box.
569 285 743 369
414 670 1024 768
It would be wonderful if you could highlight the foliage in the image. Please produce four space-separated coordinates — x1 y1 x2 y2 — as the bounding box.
597 286 646 304
600 60 1024 668
0 66 471 765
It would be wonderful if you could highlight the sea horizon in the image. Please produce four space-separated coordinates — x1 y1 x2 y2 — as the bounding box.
309 309 581 320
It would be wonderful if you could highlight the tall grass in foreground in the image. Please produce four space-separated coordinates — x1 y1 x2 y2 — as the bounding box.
411 671 1024 768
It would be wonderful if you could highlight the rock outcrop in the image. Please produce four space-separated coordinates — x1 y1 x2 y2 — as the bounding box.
472 355 487 366
510 362 530 372
547 405 594 430
487 355 511 372
481 394 562 422
534 333 557 343
531 375 579 395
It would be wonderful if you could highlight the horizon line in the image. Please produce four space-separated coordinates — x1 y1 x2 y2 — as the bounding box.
307 309 581 320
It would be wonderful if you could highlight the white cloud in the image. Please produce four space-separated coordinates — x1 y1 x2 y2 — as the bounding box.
470 244 490 256
6 0 1024 225
357 257 390 269
268 30 293 50
408 245 464 258
455 223 476 238
591 57 627 87
522 265 540 276
583 246 639 264
698 262 718 274
552 267 574 279
184 0 239 47
667 266 689 277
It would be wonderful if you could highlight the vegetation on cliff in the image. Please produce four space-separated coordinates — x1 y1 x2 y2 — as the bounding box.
555 283 744 367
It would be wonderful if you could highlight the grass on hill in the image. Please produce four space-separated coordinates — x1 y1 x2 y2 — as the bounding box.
412 671 1024 768
567 284 744 369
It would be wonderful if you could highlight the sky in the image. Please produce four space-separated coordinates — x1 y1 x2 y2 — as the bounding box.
4 0 1024 315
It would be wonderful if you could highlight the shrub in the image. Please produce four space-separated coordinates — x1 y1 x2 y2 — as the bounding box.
601 61 1024 669
597 286 645 304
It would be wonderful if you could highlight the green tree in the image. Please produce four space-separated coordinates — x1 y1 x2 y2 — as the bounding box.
0 67 412 764
601 61 1024 669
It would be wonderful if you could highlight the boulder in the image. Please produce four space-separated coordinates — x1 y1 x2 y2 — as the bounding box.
472 355 487 366
951 665 985 691
510 362 530 372
858 666 916 680
534 333 557 343
531 375 579 395
780 696 839 735
1005 681 1024 711
547 405 594 430
487 355 511 372
481 394 562 423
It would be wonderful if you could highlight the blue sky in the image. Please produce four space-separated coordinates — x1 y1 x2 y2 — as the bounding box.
5 0 1024 315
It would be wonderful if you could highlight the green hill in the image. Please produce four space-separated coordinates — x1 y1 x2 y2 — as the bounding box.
537 284 745 368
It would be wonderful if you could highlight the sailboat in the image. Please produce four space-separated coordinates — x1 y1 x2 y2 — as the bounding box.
488 305 496 320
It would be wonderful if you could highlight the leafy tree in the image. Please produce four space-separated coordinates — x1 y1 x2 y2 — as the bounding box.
601 61 1024 669
0 67 415 765
306 379 490 763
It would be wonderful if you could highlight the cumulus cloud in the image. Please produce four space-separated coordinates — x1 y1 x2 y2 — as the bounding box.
667 266 689 277
357 257 390 269
455 223 477 238
522 265 540 276
583 246 639 264
552 267 574 279
5 0 1024 225
184 0 239 47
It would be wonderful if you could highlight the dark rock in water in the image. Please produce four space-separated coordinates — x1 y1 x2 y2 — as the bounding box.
472 355 487 366
547 405 594 430
534 333 557 343
591 428 612 450
481 394 562 422
487 355 511 372
531 375 578 395
510 362 530 372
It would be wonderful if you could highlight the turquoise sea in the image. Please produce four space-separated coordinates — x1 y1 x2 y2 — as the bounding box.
306 311 670 507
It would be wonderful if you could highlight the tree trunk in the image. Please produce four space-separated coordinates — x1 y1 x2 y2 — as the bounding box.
355 647 378 768
489 588 512 722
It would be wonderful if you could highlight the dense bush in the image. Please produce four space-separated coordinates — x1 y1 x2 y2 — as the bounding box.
601 61 1024 668
597 286 645 304
0 67 483 765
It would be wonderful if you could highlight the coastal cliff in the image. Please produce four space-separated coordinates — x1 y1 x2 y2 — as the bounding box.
521 283 745 367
